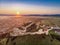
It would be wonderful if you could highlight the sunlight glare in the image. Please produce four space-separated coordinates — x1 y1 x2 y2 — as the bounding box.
17 11 20 15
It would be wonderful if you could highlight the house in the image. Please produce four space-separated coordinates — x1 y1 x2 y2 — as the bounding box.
55 30 60 35
53 26 60 30
53 26 60 34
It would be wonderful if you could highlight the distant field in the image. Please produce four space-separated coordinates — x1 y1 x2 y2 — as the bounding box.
0 16 60 30
0 16 60 33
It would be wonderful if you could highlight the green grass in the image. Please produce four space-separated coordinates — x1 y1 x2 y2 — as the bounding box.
42 17 60 27
0 34 60 45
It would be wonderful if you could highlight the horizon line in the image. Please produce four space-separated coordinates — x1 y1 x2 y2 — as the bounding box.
0 14 60 16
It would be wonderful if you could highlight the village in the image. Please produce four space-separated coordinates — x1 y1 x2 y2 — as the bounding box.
0 21 60 37
9 21 60 36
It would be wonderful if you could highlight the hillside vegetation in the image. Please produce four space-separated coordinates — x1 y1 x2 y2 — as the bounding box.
0 34 60 45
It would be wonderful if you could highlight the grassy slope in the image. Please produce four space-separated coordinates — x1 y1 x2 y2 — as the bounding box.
0 34 60 45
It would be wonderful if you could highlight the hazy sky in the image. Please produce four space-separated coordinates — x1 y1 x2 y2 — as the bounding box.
0 0 60 14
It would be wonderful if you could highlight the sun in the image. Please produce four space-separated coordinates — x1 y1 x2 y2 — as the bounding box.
17 11 20 15
16 11 20 17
